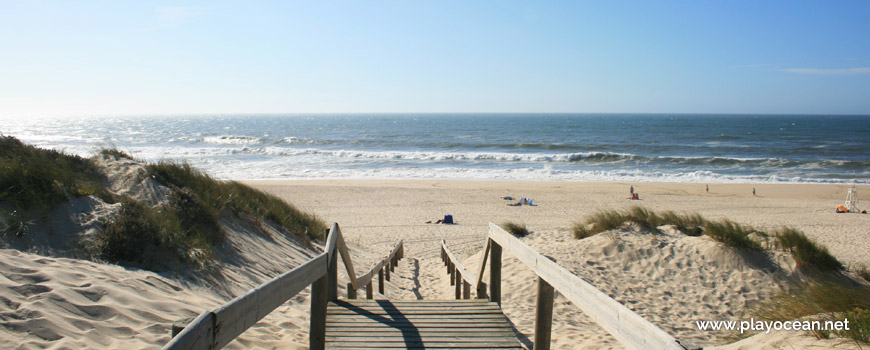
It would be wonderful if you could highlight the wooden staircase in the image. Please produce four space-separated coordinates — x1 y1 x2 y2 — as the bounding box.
325 299 523 349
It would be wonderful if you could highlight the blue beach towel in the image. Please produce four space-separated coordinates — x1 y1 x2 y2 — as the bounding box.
443 215 454 224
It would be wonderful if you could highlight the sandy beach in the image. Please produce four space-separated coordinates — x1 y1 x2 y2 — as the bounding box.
245 180 870 349
2 178 867 349
246 180 870 268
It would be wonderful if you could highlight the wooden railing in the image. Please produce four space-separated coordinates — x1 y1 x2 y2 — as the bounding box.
164 223 404 350
441 222 693 350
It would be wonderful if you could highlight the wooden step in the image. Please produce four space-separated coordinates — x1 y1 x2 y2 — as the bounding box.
325 299 523 350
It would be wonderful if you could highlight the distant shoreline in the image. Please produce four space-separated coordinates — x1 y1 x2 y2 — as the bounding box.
246 179 870 266
5 114 869 184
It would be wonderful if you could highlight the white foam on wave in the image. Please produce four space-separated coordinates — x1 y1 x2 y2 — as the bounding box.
201 135 262 145
201 161 866 184
245 147 638 163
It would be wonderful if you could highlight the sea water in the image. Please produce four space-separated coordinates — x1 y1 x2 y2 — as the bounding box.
3 114 868 183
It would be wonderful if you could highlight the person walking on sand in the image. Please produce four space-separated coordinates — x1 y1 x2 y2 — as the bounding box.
630 185 634 195
752 188 756 196
706 184 709 193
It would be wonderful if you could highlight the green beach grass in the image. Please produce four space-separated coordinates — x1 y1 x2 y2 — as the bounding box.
500 221 530 238
753 282 870 344
1 136 326 271
572 206 866 343
572 206 840 271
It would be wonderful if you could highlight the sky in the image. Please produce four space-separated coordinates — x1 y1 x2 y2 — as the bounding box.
1 1 869 118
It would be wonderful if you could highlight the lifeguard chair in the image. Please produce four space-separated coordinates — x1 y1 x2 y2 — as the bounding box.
845 186 859 213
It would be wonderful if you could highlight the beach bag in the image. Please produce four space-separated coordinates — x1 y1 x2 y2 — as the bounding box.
443 215 454 224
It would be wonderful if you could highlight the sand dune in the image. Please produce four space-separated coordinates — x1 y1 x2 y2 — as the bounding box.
249 180 868 349
2 179 867 349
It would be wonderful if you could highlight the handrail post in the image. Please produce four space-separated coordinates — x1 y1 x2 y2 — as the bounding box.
366 281 373 299
327 230 338 301
309 273 328 350
455 272 462 299
477 281 487 299
346 283 356 299
490 242 502 306
378 268 385 295
534 277 555 350
449 261 455 286
385 262 391 281
462 281 470 299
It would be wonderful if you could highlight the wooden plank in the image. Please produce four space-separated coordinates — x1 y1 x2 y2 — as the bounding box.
487 222 682 350
333 300 492 306
326 328 515 334
328 344 525 350
326 322 514 329
328 305 502 311
328 346 522 350
326 334 520 341
327 336 521 342
212 253 327 349
326 341 522 348
334 299 491 303
326 334 518 340
327 309 505 316
162 310 214 350
327 306 501 315
329 299 498 308
326 315 510 321
329 304 497 309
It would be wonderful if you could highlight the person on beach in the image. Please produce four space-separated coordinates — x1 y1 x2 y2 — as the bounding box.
630 185 634 195
752 188 756 196
706 184 709 193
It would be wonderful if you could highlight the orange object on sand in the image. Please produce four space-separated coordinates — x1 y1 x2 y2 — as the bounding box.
837 205 849 213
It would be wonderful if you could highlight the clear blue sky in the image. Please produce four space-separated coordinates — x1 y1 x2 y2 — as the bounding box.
1 1 868 118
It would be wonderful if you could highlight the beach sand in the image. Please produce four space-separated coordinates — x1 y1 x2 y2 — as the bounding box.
245 180 869 349
2 179 867 349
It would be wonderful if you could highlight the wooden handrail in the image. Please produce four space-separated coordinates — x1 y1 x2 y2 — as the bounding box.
164 223 403 350
441 223 687 350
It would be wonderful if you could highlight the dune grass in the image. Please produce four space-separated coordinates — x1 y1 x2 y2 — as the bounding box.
2 210 33 237
775 227 843 272
99 197 187 268
501 221 530 238
855 265 870 283
147 161 326 242
0 135 109 212
571 206 842 271
702 219 763 251
1 136 327 271
753 282 870 344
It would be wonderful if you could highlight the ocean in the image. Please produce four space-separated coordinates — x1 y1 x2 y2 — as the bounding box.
3 114 869 184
